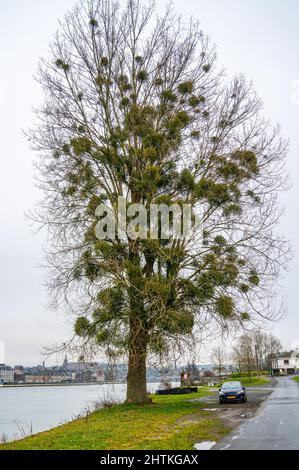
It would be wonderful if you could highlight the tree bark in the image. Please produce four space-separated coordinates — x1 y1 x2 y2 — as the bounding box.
125 227 150 404
126 321 150 404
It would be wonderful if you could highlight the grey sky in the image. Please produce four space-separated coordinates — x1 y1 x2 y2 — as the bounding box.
0 0 298 366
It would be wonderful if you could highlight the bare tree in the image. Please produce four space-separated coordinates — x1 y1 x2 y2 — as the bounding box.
30 0 290 403
252 330 265 377
232 335 255 379
186 361 200 384
210 346 227 380
260 332 282 371
232 331 282 377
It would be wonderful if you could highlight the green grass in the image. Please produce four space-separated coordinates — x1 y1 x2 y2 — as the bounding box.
236 376 269 386
0 389 229 451
218 376 270 387
230 371 269 378
292 376 299 383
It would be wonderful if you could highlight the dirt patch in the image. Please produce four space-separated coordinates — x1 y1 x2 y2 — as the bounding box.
198 379 276 430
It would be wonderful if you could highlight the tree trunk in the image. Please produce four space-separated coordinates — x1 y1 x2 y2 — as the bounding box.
126 229 150 404
126 323 150 404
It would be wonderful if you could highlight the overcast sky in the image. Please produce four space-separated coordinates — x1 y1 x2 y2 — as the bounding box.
0 0 298 366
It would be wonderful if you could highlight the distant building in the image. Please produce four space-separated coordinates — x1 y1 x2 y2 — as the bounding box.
3 358 105 385
62 356 105 383
0 364 14 383
14 366 25 383
20 365 72 384
272 350 299 375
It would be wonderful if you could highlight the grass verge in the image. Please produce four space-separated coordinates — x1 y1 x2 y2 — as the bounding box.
0 388 229 451
236 376 270 386
217 376 270 387
293 376 299 383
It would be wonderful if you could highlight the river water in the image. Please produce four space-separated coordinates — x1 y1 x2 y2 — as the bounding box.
0 382 178 442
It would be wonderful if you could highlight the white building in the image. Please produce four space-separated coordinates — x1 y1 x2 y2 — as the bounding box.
0 364 14 383
272 350 299 375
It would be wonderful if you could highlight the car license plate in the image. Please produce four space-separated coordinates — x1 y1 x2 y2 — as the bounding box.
228 396 236 399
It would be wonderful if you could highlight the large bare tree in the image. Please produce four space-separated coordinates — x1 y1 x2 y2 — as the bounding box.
210 346 227 381
232 331 282 375
31 0 289 403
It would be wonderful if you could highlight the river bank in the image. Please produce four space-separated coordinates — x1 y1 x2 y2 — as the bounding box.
0 388 229 450
0 382 171 442
0 379 274 450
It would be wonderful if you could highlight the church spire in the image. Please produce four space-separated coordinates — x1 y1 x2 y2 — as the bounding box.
63 354 68 368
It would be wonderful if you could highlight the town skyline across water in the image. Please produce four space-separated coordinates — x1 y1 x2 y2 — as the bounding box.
2 348 299 386
0 356 224 386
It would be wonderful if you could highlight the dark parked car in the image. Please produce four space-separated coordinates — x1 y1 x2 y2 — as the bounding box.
219 381 247 404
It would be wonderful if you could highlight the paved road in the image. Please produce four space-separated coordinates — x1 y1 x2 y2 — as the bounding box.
215 377 299 450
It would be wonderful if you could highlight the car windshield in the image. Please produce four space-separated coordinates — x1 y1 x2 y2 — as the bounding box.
222 381 242 389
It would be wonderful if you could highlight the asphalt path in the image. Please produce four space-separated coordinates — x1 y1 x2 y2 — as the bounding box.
214 376 299 450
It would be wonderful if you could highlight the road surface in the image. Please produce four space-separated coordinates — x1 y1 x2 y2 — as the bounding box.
215 376 299 450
